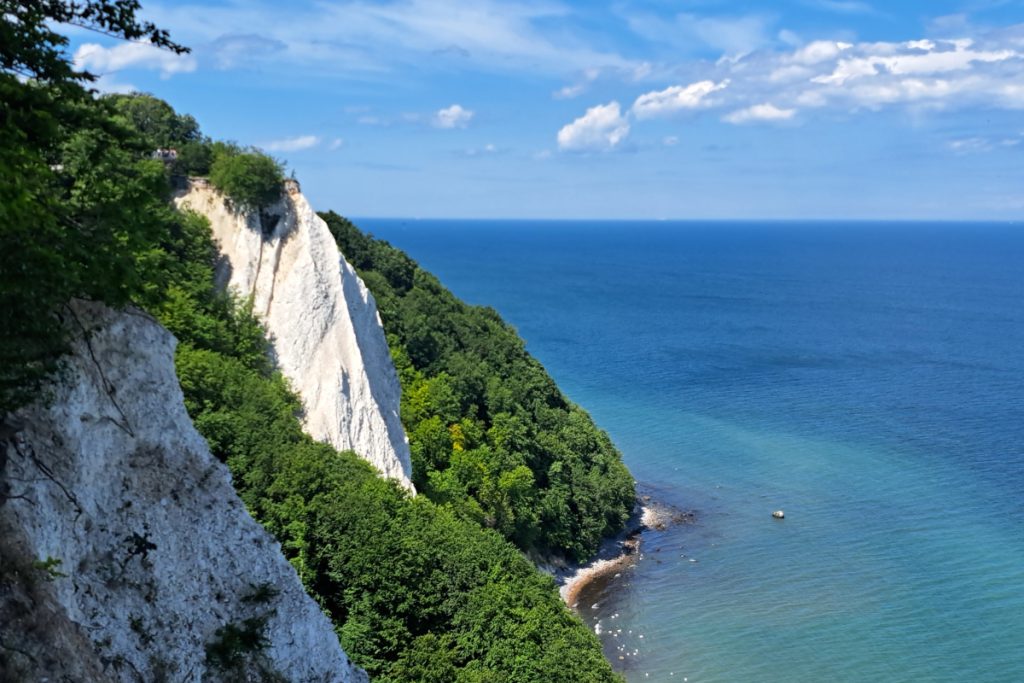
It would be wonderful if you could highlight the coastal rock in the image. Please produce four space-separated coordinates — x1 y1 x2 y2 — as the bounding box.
0 302 367 682
175 181 414 491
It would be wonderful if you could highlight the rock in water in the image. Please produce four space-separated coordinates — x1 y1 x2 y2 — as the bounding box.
176 181 414 491
772 510 785 519
0 301 367 682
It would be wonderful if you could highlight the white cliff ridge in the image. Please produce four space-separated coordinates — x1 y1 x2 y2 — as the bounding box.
176 180 414 491
0 301 367 682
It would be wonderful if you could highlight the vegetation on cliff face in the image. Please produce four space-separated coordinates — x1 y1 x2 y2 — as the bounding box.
147 166 621 683
2 5 624 679
321 212 636 563
0 1 191 416
207 144 284 210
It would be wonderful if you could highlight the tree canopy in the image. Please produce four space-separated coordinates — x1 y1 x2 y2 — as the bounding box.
321 212 636 563
208 144 284 210
0 2 189 414
1 1 187 84
142 153 622 682
1 4 629 677
107 93 201 148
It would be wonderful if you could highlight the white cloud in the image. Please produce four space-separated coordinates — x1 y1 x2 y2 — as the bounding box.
724 103 797 124
632 80 729 119
434 104 474 129
844 78 959 107
778 29 803 47
663 136 679 147
812 56 878 86
553 67 604 99
554 83 587 99
465 143 499 157
73 42 197 78
770 64 815 82
209 33 287 69
143 0 639 77
628 12 774 56
812 39 1016 87
948 137 993 153
789 40 853 65
557 101 630 151
549 29 1024 145
677 13 773 55
684 30 1024 116
329 138 345 151
89 74 137 94
262 135 321 152
631 62 653 81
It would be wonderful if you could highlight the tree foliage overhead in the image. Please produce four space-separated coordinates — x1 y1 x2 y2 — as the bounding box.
0 1 188 415
107 93 200 147
320 212 636 562
1 1 187 84
107 92 215 175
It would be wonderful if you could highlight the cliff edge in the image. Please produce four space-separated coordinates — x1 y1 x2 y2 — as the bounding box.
175 181 414 491
0 301 367 683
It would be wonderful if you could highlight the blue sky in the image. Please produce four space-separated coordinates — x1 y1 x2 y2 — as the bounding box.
66 0 1024 219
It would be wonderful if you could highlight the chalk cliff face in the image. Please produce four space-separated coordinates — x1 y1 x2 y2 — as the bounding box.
0 301 367 683
176 181 414 491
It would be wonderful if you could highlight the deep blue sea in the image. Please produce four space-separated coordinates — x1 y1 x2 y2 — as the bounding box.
357 219 1024 683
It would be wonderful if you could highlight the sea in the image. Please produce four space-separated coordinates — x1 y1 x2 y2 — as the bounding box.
356 218 1024 683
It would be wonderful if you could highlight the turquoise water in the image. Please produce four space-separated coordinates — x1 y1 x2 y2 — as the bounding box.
357 219 1024 682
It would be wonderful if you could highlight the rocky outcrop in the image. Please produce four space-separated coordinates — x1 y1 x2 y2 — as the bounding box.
175 181 414 491
0 301 367 683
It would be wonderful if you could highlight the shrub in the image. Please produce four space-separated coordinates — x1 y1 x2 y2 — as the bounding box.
209 147 283 210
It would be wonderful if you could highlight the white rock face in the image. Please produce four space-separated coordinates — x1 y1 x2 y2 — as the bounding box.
176 181 414 491
0 302 368 683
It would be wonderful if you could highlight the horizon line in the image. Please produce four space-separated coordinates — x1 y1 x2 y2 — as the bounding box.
345 216 1024 224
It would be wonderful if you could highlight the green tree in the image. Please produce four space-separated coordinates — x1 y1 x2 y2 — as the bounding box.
0 2 188 414
1 1 187 85
145 197 620 682
320 211 636 562
105 93 216 175
208 147 284 210
107 93 200 148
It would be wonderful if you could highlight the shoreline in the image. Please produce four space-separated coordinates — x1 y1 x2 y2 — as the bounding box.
560 536 641 608
555 496 694 609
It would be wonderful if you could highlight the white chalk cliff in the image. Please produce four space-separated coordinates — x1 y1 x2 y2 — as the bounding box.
0 301 367 682
175 180 414 491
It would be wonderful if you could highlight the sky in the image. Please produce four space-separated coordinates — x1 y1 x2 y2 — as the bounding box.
64 0 1024 219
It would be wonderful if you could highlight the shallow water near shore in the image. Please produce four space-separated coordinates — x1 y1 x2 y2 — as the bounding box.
358 218 1024 682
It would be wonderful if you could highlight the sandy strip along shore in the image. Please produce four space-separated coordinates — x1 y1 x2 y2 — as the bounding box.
557 498 694 608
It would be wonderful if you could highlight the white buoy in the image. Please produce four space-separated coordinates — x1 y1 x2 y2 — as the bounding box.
773 510 785 519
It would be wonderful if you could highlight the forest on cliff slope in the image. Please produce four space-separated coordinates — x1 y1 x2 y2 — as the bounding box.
1 2 629 680
322 212 636 563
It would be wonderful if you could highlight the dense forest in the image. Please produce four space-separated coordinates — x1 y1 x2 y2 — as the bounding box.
159 196 620 682
321 213 636 563
1 2 627 680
